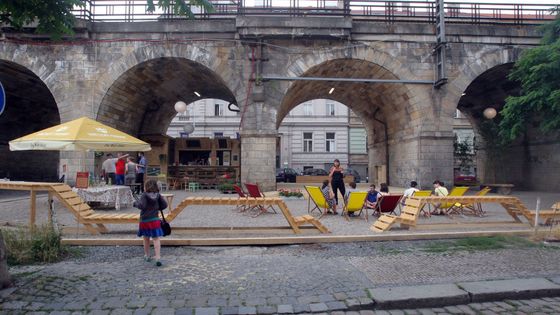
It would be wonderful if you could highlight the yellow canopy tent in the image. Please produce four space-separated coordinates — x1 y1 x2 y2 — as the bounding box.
9 117 151 152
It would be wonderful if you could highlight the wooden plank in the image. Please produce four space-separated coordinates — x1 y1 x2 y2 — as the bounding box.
66 197 84 206
58 191 79 199
61 229 534 246
30 189 37 228
52 184 73 193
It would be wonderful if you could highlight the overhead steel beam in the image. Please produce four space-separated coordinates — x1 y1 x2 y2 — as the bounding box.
261 76 434 85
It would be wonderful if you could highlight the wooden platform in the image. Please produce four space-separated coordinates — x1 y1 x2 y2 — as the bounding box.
61 229 534 246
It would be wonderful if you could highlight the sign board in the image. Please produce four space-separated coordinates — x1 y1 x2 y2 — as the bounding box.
75 172 89 188
0 81 5 116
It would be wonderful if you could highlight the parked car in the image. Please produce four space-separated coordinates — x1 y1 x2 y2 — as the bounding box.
276 168 298 182
345 168 362 183
454 173 477 186
302 168 329 176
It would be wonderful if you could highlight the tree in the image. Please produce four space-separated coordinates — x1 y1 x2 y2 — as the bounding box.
499 7 560 141
0 0 214 39
0 0 84 39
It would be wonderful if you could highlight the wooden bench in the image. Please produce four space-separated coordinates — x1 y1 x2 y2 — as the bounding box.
481 183 514 195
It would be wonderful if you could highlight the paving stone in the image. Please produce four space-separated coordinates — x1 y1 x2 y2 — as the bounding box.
388 310 405 315
175 308 194 315
132 309 152 315
334 293 348 301
402 309 420 315
326 301 347 311
194 307 219 315
455 305 476 315
237 306 257 314
221 307 239 315
372 311 390 315
256 305 276 314
309 303 328 312
458 278 560 303
318 294 335 303
277 304 294 314
151 307 175 315
359 311 376 315
292 303 310 313
417 309 437 315
109 309 133 315
368 284 469 310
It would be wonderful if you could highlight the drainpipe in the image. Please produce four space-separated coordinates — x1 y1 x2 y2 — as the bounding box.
373 108 389 185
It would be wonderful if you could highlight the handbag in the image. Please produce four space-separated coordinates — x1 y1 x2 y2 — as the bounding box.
159 208 171 236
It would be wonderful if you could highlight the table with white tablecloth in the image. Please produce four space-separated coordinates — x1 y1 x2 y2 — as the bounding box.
72 185 135 210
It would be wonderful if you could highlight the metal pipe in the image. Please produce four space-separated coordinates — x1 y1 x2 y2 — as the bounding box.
261 76 434 85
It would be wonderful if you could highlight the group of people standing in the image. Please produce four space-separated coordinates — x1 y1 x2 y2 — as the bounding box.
101 152 147 192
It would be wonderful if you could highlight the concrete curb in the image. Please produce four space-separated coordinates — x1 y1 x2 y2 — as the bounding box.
368 277 560 310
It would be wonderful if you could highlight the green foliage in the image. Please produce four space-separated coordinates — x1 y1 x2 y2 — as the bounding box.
147 0 214 19
2 225 69 266
422 236 535 253
500 8 560 141
0 0 84 39
453 136 475 173
278 189 303 198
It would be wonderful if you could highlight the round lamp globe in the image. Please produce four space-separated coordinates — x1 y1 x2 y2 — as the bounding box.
483 107 497 119
174 101 187 113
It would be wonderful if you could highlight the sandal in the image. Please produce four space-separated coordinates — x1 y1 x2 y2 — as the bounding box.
144 256 152 262
155 260 162 267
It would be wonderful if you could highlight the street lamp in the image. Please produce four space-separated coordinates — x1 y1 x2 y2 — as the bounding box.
483 107 497 119
175 101 195 136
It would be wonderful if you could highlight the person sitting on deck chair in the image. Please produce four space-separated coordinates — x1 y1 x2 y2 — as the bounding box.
321 179 337 215
431 180 449 215
365 184 380 210
402 180 419 205
344 181 358 216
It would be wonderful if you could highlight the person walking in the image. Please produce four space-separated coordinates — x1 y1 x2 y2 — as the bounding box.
136 152 147 193
328 159 346 207
125 157 138 186
134 179 168 267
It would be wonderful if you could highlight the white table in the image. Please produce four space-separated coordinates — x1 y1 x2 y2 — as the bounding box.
73 185 135 210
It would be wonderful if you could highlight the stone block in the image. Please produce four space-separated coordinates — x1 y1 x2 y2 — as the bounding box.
368 284 469 309
458 278 560 303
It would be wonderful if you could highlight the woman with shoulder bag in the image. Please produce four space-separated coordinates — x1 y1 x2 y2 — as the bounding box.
133 179 168 267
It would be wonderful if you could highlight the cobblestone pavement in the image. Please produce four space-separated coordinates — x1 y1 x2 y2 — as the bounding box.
1 241 560 314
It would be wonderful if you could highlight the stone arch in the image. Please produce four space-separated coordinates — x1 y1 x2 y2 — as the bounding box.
0 58 61 181
92 43 247 125
272 54 425 187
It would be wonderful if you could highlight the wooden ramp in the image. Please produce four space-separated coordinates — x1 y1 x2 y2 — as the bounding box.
371 197 422 232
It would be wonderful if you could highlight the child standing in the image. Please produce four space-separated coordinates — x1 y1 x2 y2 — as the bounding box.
134 179 168 266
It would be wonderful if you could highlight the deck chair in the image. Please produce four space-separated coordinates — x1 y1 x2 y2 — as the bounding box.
411 190 433 217
448 187 491 216
342 191 368 220
244 183 277 217
370 194 403 220
305 186 335 218
233 184 252 213
433 186 469 215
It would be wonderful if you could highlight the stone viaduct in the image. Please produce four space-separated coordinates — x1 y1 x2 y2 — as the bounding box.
1 13 558 191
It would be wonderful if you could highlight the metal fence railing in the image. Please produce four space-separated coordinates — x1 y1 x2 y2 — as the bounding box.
71 0 558 24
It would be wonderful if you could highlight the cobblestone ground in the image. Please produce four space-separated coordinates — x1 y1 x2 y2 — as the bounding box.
1 241 560 314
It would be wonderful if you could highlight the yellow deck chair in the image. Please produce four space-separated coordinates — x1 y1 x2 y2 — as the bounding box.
411 190 432 217
342 191 368 220
305 186 334 217
437 186 469 214
449 186 491 216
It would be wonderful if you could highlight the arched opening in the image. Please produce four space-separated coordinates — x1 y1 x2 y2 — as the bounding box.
456 63 524 187
0 60 60 181
97 57 238 184
277 59 417 187
277 99 368 182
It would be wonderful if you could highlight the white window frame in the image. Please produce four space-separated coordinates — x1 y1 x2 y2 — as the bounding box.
326 132 335 152
303 103 313 116
214 103 224 116
303 132 313 152
326 103 335 116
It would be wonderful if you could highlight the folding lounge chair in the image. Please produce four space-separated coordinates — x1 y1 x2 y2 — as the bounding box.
342 191 368 220
244 182 277 217
305 186 335 218
370 194 403 220
411 190 432 217
233 184 252 213
448 187 491 216
437 186 469 215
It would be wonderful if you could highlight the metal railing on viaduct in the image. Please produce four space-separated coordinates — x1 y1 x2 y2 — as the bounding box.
71 0 557 24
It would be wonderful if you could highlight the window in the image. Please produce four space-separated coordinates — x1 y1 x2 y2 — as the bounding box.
303 132 313 152
214 103 224 116
214 132 224 138
326 103 335 116
304 103 313 116
326 132 335 152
